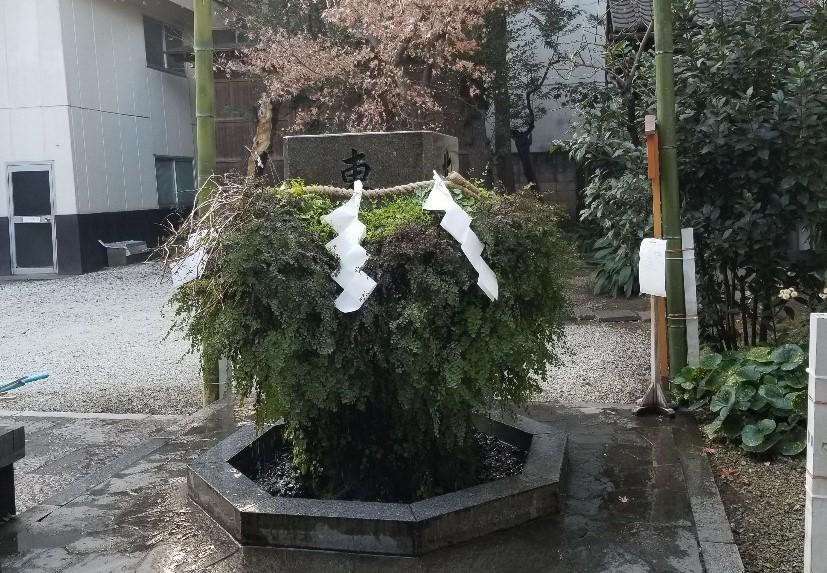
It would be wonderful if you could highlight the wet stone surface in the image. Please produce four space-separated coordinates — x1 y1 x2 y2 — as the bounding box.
0 412 182 513
0 402 739 572
251 431 527 500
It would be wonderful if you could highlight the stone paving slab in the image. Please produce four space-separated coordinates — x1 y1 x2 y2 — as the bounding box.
0 411 185 513
0 402 741 572
574 309 651 322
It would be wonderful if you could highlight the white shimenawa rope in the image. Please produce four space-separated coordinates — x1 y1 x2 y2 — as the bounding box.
423 172 498 301
322 180 378 312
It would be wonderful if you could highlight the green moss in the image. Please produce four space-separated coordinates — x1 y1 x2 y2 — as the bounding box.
271 182 485 244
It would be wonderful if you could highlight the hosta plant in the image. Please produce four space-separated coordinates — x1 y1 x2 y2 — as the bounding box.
170 178 571 501
672 344 807 455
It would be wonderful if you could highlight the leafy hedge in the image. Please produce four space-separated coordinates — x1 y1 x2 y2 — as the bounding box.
672 344 807 455
564 0 827 349
172 181 571 501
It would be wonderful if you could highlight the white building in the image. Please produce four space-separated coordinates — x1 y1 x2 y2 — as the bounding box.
486 0 605 215
0 0 196 276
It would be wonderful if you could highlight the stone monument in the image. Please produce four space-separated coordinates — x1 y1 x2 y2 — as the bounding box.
283 131 459 188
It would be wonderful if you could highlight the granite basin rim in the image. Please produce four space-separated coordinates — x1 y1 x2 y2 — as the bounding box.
187 413 567 555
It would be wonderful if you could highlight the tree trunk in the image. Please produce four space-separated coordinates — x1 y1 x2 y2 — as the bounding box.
247 100 278 179
513 130 540 192
489 11 515 193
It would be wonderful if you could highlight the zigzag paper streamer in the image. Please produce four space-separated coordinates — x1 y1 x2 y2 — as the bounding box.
172 230 208 287
423 172 498 301
322 180 378 312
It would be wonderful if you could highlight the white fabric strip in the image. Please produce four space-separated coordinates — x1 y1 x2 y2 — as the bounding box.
322 180 378 312
423 172 498 301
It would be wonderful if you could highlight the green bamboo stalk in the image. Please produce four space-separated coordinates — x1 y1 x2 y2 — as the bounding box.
194 0 220 404
653 0 688 374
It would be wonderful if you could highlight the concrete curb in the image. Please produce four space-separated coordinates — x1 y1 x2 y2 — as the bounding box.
672 413 745 573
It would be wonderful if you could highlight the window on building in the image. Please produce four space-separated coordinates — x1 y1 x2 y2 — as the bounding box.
155 157 195 209
212 29 249 50
143 16 186 74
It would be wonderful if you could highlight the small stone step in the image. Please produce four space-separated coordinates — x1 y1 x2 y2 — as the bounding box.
594 310 641 322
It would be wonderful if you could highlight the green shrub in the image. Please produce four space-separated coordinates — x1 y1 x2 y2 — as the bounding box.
172 182 571 501
672 345 807 455
562 0 827 344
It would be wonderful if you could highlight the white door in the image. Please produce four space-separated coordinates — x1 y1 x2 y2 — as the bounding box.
7 163 57 275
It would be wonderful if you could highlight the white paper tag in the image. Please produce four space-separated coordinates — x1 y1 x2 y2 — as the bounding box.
639 238 667 297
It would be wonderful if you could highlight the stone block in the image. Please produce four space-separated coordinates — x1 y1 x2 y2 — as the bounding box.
0 464 14 519
810 314 827 377
807 398 827 477
283 131 459 188
805 492 827 571
0 426 24 469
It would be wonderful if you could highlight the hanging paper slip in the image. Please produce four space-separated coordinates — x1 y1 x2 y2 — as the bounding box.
639 238 667 297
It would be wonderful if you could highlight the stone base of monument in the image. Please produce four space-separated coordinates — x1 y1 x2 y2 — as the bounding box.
187 414 567 556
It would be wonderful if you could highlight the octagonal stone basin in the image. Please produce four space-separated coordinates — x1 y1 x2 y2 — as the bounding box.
187 413 567 555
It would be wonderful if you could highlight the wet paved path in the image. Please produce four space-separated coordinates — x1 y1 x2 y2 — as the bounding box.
0 402 741 572
0 411 184 513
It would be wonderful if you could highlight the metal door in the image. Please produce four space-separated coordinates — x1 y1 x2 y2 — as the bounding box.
7 163 57 274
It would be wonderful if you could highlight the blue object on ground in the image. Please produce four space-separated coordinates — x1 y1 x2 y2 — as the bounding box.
0 373 49 394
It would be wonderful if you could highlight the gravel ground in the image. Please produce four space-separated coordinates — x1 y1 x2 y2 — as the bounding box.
537 269 650 405
537 321 650 404
705 440 805 573
0 263 201 415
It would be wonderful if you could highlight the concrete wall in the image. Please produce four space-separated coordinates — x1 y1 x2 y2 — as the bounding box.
59 0 195 215
0 0 76 219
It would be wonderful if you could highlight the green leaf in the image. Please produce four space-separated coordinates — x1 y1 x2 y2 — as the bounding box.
741 363 777 380
678 376 696 390
711 386 737 417
758 384 793 410
780 373 807 389
742 418 777 447
741 433 783 453
745 347 773 362
700 352 723 370
770 344 805 371
735 384 757 410
787 391 807 414
739 364 762 381
779 427 807 456
722 415 744 439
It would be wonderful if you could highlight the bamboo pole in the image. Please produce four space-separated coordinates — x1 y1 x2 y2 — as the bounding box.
195 0 216 208
652 0 688 375
194 0 220 404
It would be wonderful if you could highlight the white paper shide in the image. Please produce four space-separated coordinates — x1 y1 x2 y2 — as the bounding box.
322 180 378 312
172 230 208 287
423 172 498 301
638 238 667 297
